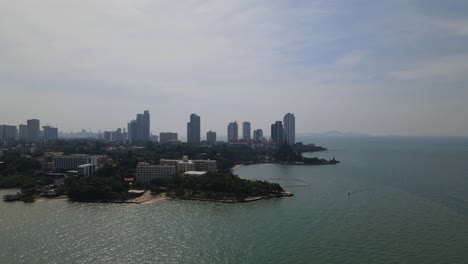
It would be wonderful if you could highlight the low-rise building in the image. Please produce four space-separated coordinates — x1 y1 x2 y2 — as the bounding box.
160 156 217 173
77 164 94 177
53 154 97 175
41 162 55 171
159 132 178 143
183 171 208 177
192 160 217 172
136 162 176 184
17 145 37 155
177 160 195 173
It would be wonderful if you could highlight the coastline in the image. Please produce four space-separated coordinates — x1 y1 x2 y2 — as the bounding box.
233 160 339 167
169 191 294 203
127 192 168 204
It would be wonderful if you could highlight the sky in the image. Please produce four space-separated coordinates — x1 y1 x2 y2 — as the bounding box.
1 0 468 137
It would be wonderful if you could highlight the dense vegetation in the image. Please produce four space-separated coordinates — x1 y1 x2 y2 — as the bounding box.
64 176 129 202
164 172 284 200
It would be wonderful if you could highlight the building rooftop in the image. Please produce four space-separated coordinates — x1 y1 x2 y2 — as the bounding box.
77 163 93 168
183 171 208 176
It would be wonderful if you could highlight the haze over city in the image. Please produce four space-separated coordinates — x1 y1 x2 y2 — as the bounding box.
1 0 468 137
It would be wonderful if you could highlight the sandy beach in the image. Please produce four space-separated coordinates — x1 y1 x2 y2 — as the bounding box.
128 192 169 204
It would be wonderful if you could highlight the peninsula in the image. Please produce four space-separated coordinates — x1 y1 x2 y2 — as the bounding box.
1 140 337 203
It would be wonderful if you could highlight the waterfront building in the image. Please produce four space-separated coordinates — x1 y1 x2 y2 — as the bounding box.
242 122 251 140
160 132 178 143
160 156 217 173
227 122 238 142
43 126 58 140
183 171 208 177
177 160 196 173
77 164 94 177
53 154 97 174
192 160 217 172
160 159 180 167
283 113 295 145
19 124 28 141
187 113 201 144
253 129 263 142
27 119 40 142
136 162 176 184
271 121 284 144
206 131 216 145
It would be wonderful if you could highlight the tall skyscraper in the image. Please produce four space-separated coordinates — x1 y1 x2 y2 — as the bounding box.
0 125 18 141
242 122 251 140
143 110 150 141
129 110 150 142
136 114 144 140
227 122 238 142
187 113 201 144
206 130 216 145
127 120 137 142
27 119 40 142
271 121 284 144
253 129 263 142
19 124 28 141
283 113 295 145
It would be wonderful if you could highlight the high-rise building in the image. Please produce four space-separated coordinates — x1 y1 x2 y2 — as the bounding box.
227 122 238 142
242 122 251 140
131 110 150 142
187 113 201 144
283 113 295 145
206 131 216 145
103 131 112 141
27 119 40 142
43 126 58 140
271 121 284 144
115 128 122 141
143 110 150 141
127 120 137 142
0 125 18 141
160 132 178 143
19 124 28 141
136 113 144 140
253 129 263 142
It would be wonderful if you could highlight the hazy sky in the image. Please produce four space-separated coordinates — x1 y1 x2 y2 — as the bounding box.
1 0 468 137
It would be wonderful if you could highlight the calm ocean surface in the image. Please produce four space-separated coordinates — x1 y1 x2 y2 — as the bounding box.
1 137 468 263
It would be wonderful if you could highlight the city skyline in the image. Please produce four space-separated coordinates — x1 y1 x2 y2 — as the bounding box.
1 1 468 137
1 111 296 142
